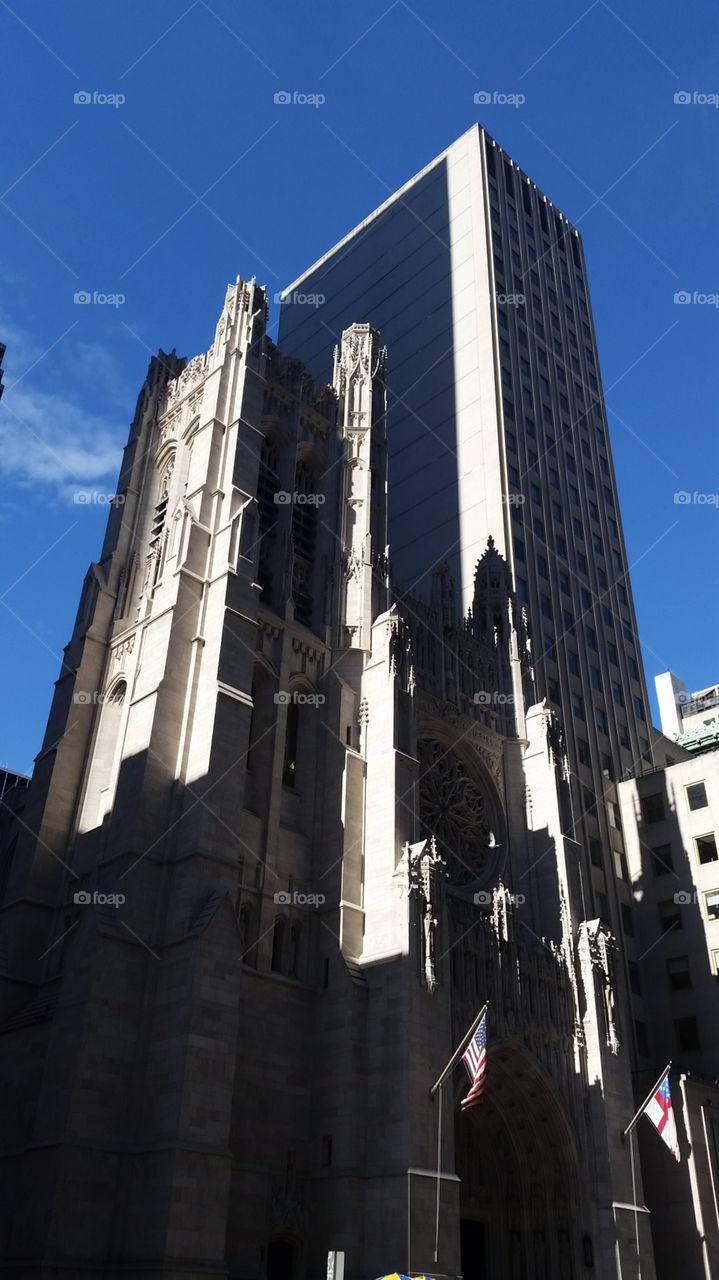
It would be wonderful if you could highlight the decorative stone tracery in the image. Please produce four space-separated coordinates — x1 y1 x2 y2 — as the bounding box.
418 739 500 888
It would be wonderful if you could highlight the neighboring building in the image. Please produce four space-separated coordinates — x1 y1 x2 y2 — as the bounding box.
0 278 656 1278
656 669 719 752
278 121 655 1040
0 768 30 802
618 742 719 1280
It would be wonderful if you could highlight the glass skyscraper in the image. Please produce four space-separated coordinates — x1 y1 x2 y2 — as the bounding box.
279 122 654 947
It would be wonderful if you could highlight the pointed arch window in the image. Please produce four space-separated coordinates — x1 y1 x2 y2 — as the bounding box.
149 459 174 587
291 461 318 627
78 679 128 832
257 438 280 599
271 917 286 972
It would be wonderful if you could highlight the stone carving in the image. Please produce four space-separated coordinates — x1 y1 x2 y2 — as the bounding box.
580 919 620 1054
407 837 446 993
165 353 208 408
112 634 135 664
158 410 180 445
343 547 363 582
388 613 414 690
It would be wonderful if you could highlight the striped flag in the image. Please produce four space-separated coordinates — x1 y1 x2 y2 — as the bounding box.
642 1071 680 1161
460 1011 487 1111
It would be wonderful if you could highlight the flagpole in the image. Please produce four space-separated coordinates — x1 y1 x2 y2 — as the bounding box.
433 1083 443 1264
622 1063 672 1141
429 1003 488 1097
629 1129 642 1279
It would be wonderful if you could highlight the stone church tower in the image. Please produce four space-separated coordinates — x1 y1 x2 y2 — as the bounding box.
0 280 652 1278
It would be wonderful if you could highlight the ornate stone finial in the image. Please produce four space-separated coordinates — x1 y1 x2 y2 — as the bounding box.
579 919 621 1055
407 836 447 994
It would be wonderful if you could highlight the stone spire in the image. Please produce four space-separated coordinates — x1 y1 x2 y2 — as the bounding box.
333 324 387 649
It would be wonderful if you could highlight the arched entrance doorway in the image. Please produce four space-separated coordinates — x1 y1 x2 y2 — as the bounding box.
455 1042 580 1280
266 1238 294 1280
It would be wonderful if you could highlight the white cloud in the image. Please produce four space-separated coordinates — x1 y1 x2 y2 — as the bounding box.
0 315 130 494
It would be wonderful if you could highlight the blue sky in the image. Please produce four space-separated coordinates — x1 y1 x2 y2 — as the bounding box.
1 0 717 769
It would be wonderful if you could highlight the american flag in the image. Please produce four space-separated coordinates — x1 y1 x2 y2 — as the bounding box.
460 1011 488 1111
643 1071 680 1162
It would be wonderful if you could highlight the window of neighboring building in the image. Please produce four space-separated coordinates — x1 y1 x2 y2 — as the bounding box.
650 844 674 876
686 781 708 811
712 950 719 977
666 956 692 991
641 793 665 824
621 903 635 937
628 961 641 995
675 1016 701 1052
659 899 682 933
705 889 719 922
635 1020 649 1057
590 837 602 866
572 693 585 720
590 667 602 691
696 834 718 866
596 708 608 734
568 651 580 676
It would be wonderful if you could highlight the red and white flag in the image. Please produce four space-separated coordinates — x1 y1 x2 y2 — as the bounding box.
460 1011 488 1111
643 1071 680 1162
